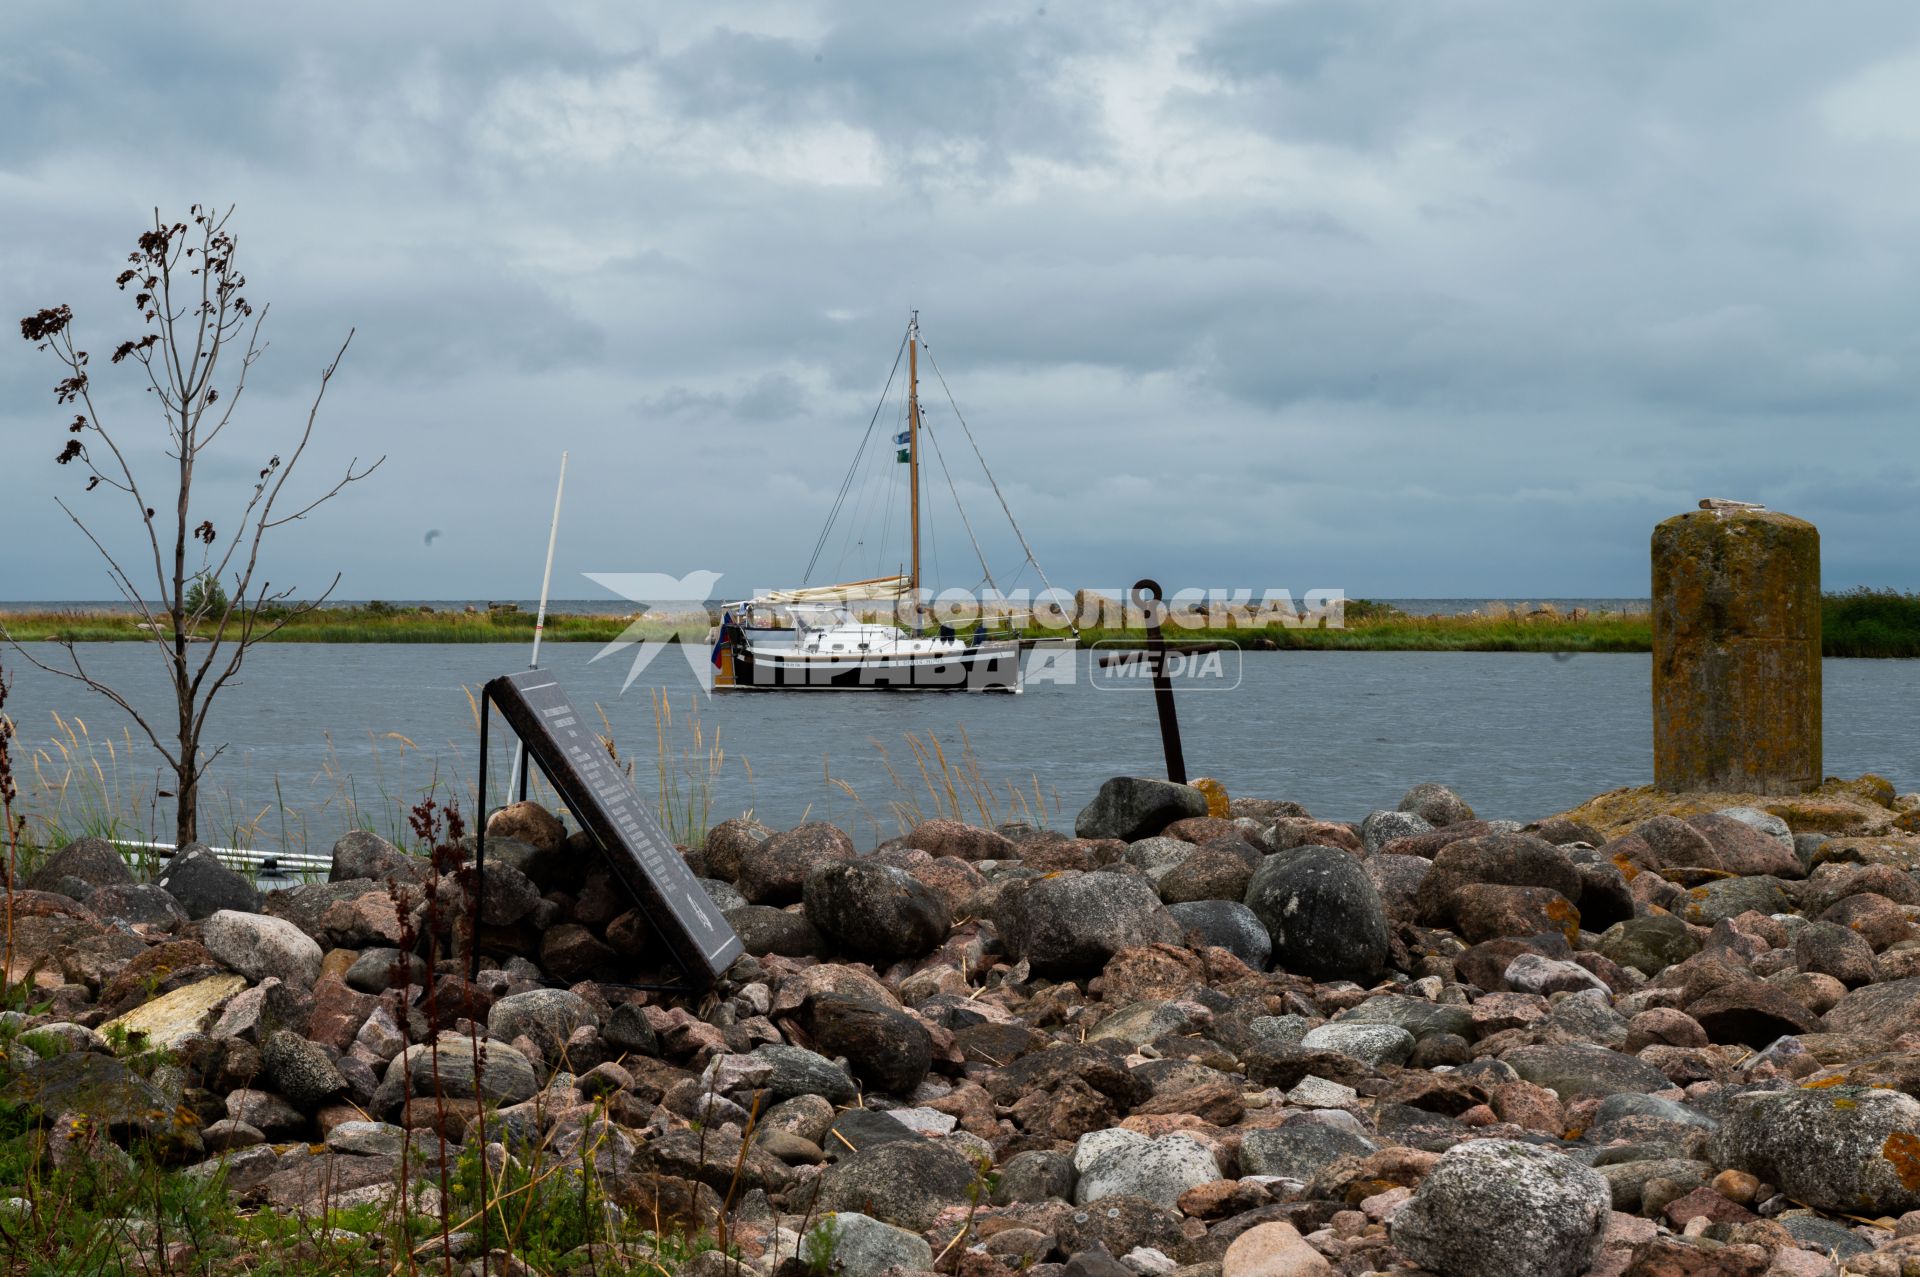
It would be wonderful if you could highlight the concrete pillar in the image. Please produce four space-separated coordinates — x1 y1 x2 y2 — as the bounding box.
1652 500 1821 794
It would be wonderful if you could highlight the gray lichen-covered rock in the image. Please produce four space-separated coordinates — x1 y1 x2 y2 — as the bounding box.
86 883 189 929
1165 900 1271 968
992 1149 1075 1205
475 862 541 926
262 1028 346 1110
813 1137 980 1231
805 994 931 1095
1074 777 1209 842
329 829 423 883
1240 1120 1379 1179
1070 1129 1219 1208
1334 994 1473 1042
1709 1086 1920 1214
1299 1022 1415 1066
751 1043 858 1105
997 872 1180 977
1390 1139 1611 1277
1244 846 1389 982
26 837 134 896
800 1211 933 1276
1123 836 1196 877
725 905 825 959
202 909 323 988
1360 808 1432 854
1715 805 1794 849
155 846 261 919
1503 1043 1671 1101
380 1035 537 1108
487 989 599 1061
803 861 951 962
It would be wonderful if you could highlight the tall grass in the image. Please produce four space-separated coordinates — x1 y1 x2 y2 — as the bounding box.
5 678 1071 869
866 726 1057 835
1824 587 1920 658
16 713 161 872
2 659 20 1000
643 690 729 849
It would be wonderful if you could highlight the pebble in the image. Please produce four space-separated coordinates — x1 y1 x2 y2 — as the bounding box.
1222 1221 1333 1277
1285 1076 1359 1109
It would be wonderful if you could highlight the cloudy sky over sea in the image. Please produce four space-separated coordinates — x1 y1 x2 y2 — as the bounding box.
2 2 1916 603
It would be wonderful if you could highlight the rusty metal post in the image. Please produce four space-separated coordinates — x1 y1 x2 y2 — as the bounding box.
1652 500 1821 794
1133 579 1188 784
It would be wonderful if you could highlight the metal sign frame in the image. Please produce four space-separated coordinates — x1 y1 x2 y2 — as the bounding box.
473 669 742 990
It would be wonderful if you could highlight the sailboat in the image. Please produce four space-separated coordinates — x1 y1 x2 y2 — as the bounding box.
709 314 1056 692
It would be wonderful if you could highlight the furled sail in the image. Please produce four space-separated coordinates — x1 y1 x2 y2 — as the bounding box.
752 574 911 604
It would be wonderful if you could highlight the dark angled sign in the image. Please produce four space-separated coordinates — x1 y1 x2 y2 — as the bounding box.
483 669 742 987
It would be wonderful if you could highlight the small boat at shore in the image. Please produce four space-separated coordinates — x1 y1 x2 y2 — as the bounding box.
710 315 1054 692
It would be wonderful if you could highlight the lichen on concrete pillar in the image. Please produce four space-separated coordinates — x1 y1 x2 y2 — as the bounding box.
1652 500 1821 794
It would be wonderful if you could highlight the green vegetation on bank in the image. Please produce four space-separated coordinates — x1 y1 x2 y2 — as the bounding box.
0 602 660 645
3 590 1917 655
1077 611 1654 654
1823 588 1920 659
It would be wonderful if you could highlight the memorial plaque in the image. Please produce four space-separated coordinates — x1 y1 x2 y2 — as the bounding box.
483 669 742 986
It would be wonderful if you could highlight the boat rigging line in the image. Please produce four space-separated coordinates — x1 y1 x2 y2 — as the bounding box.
923 343 1074 633
799 314 1072 635
804 329 907 584
918 413 997 592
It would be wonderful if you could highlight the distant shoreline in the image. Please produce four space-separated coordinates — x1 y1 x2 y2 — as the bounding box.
0 595 1655 617
1 589 1914 656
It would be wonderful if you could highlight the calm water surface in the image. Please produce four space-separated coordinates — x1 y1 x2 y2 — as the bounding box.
4 643 1914 851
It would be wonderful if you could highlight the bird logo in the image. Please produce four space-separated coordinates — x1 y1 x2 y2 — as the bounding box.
582 570 726 694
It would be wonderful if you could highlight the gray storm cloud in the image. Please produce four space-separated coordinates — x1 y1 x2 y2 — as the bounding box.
2 1 1915 601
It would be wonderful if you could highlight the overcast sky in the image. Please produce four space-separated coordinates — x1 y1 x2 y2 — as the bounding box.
2 2 1916 606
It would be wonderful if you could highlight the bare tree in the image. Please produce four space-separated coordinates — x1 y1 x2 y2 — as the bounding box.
8 204 382 846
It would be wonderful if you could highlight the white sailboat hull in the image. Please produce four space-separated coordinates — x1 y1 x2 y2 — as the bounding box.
715 630 1022 692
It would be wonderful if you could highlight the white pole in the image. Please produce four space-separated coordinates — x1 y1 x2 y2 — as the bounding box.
508 451 568 800
528 451 569 672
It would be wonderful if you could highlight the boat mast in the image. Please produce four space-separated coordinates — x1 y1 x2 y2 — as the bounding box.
907 311 922 630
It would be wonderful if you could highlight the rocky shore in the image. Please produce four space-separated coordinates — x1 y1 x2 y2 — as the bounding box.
8 771 1920 1277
